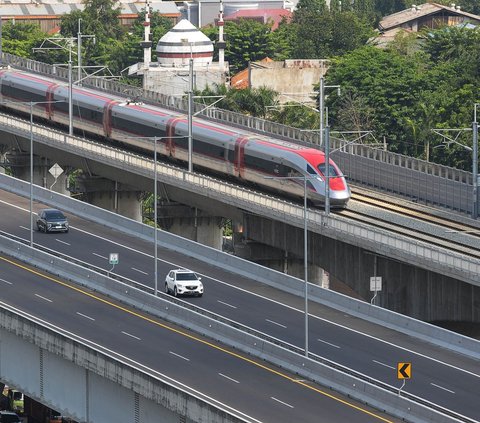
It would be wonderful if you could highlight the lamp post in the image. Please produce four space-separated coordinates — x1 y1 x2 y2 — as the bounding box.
318 71 340 216
188 57 193 173
473 104 479 219
265 174 315 356
0 99 64 247
127 135 185 295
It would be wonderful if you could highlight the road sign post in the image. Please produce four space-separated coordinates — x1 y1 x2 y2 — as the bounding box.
397 362 411 395
49 163 64 190
109 253 119 274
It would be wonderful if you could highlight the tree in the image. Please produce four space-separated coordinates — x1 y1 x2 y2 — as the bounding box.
60 0 125 68
203 20 274 74
1 22 48 58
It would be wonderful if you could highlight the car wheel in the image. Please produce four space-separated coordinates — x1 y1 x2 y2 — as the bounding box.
65 229 69 233
197 293 203 297
165 283 170 294
36 223 40 231
174 286 178 297
43 225 48 233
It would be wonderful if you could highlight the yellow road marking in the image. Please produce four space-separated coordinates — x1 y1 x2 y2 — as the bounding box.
0 255 394 422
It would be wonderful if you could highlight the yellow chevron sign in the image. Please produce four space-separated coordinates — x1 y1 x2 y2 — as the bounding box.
397 362 412 379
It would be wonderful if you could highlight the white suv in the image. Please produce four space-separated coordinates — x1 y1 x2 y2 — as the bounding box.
165 269 203 297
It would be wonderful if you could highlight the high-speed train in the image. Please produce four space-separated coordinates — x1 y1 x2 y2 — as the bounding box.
0 68 351 207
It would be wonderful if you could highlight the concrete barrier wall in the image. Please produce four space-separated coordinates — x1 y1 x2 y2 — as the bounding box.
0 236 469 423
1 173 479 361
0 309 254 423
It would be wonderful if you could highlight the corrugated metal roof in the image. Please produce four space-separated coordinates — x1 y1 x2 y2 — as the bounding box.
0 1 180 18
379 2 480 31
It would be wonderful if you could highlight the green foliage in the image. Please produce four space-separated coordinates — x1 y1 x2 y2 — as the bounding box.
195 84 279 118
1 22 48 58
203 20 275 74
291 8 374 58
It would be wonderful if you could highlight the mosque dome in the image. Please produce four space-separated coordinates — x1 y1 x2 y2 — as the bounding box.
156 19 214 66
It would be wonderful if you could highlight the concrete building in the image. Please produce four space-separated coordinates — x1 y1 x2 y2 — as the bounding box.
181 0 294 28
231 59 327 106
0 0 181 34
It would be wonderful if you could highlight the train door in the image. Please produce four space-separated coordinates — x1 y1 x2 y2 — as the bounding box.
234 136 248 178
103 100 117 138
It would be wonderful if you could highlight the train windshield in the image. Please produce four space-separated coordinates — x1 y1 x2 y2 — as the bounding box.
317 163 339 177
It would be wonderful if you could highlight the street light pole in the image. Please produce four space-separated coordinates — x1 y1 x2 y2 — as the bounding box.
265 174 311 356
29 102 34 247
302 175 308 357
68 46 73 136
154 136 158 295
325 125 330 215
473 104 479 219
188 57 193 172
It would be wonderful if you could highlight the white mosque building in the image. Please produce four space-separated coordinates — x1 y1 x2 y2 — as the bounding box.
130 19 228 96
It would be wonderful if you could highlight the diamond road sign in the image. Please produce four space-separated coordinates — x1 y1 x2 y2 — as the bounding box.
49 163 64 179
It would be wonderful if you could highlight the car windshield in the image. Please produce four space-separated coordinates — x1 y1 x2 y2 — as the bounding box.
176 272 197 281
45 210 65 219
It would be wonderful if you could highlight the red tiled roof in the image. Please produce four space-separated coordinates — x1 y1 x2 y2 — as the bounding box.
224 9 292 30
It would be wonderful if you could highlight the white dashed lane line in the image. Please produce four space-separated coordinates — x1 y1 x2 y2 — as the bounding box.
76 312 95 321
265 319 287 328
217 300 237 309
121 331 141 340
372 360 395 369
271 397 294 409
218 373 240 384
131 267 149 275
0 278 12 285
35 294 53 303
431 383 455 394
317 338 340 348
92 252 108 260
55 239 71 246
169 351 190 361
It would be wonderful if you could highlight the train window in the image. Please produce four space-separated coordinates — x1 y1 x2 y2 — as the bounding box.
112 116 160 137
244 154 277 174
318 163 339 177
307 165 317 175
2 85 44 103
194 139 225 159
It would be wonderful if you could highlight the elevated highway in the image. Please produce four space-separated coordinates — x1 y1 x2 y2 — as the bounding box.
0 184 480 423
0 111 479 323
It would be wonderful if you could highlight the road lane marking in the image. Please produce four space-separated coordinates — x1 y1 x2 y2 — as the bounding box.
56 239 71 246
121 331 141 340
218 373 239 383
265 319 287 328
132 267 148 275
271 397 294 408
317 338 340 348
19 226 30 231
34 294 52 303
169 351 190 361
92 253 108 260
0 278 12 285
76 312 95 321
0 254 399 423
430 383 455 394
372 360 395 370
217 300 237 309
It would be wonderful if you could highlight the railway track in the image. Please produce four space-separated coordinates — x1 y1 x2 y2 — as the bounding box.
338 187 480 259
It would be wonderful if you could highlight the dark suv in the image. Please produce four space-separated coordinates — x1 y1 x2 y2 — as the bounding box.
0 411 21 423
36 208 69 233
